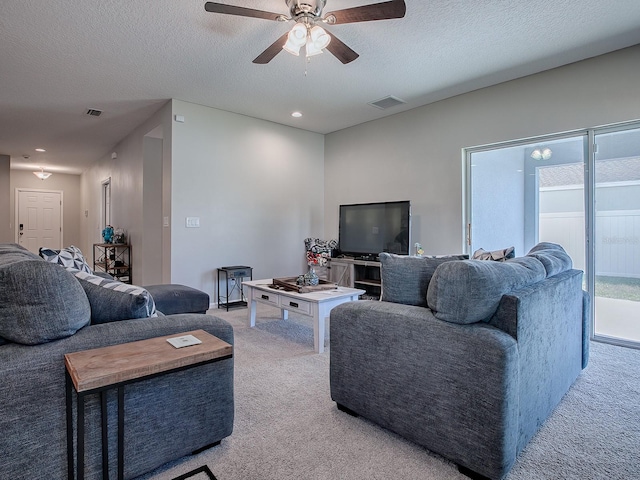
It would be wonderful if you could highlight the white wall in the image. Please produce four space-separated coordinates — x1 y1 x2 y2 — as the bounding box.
80 102 172 284
170 100 325 299
79 99 324 297
142 134 164 285
324 45 640 254
0 155 9 242
9 170 81 247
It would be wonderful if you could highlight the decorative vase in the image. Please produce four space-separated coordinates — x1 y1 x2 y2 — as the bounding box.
305 267 320 286
296 267 320 286
102 225 114 244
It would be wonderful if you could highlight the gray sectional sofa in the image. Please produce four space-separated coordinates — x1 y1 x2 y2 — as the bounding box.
330 243 589 480
0 243 234 480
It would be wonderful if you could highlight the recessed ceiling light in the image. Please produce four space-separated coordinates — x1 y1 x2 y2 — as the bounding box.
35 148 46 152
291 111 303 118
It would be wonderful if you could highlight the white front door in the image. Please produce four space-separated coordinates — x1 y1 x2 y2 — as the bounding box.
16 189 63 253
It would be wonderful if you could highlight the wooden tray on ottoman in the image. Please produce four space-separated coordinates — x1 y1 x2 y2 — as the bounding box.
272 277 338 293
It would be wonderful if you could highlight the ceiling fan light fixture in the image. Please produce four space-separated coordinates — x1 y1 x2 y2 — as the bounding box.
306 25 330 57
283 23 307 56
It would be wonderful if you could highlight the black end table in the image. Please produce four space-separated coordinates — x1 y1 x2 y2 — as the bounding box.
217 266 252 310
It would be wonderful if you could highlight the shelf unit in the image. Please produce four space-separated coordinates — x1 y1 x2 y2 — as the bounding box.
93 243 132 284
329 257 381 299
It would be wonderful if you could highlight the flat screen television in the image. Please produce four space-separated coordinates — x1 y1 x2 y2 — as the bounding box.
338 201 411 258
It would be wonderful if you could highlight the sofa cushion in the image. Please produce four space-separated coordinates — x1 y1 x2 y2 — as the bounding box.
380 253 468 307
427 256 546 324
39 245 93 273
144 284 210 315
0 260 91 344
526 242 573 277
69 269 157 324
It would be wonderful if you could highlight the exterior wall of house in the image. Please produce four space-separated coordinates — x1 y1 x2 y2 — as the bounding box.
324 44 640 254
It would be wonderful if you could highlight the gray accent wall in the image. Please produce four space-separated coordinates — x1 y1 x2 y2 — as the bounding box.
324 45 640 254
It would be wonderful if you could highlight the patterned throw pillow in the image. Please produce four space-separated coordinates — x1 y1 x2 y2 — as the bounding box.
39 245 92 273
68 269 157 324
472 246 515 262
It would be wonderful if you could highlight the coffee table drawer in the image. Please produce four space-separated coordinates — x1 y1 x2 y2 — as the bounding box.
280 297 311 315
256 291 279 307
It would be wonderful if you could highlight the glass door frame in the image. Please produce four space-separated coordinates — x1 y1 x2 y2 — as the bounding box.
464 119 640 348
589 121 640 349
463 129 589 256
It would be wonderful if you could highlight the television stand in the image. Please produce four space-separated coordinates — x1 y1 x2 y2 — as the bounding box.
328 257 381 299
355 254 379 262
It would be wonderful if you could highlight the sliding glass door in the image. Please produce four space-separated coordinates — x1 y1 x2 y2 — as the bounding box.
467 134 586 267
593 126 640 346
466 122 640 349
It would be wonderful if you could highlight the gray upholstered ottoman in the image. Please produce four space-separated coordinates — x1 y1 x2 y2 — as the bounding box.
145 284 210 315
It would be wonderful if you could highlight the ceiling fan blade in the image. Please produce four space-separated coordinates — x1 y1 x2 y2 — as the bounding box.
325 32 359 64
325 0 406 24
204 2 283 21
253 32 289 64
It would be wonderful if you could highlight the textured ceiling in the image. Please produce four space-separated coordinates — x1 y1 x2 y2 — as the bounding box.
2 0 640 174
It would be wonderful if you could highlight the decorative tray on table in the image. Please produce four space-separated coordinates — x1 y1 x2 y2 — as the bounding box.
271 277 338 294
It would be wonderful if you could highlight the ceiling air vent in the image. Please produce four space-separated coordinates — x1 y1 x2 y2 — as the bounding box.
86 108 103 117
368 96 406 110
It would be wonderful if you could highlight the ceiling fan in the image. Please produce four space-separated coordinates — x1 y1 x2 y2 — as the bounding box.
204 0 407 64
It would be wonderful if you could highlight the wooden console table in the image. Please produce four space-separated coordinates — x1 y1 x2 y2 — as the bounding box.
64 330 232 480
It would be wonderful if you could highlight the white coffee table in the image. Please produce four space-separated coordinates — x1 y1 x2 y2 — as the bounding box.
243 279 365 353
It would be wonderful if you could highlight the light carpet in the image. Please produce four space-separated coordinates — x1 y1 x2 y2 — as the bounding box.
139 305 640 480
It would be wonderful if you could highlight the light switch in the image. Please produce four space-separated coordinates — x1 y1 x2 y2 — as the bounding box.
186 217 200 228
163 216 169 227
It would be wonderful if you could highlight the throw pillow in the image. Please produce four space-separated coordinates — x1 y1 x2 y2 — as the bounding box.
68 269 157 324
380 253 468 307
472 246 515 262
40 245 92 273
427 256 547 324
0 259 91 345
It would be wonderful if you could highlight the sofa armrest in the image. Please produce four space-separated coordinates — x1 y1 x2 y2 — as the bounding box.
488 268 585 454
330 300 518 479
